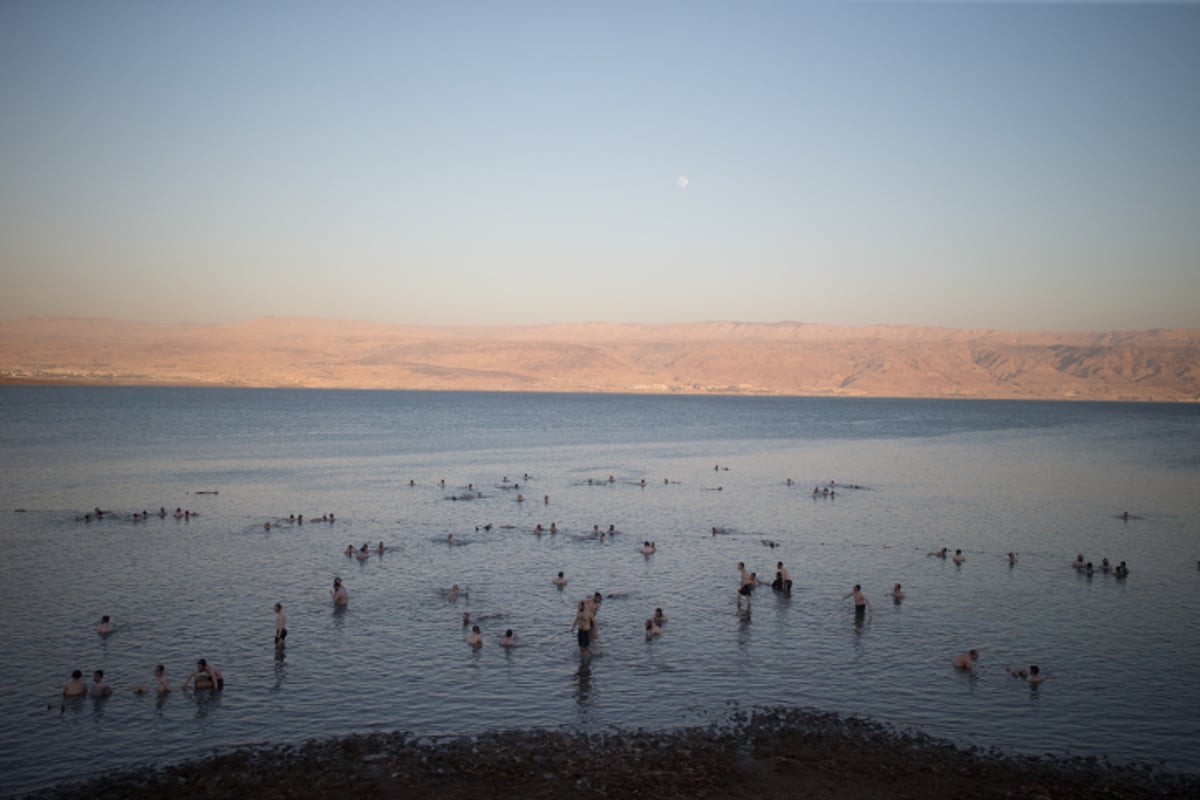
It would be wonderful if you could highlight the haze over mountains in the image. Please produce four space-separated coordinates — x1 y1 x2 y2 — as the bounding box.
1 316 1196 402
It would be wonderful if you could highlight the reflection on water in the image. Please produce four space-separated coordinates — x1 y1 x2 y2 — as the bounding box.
574 662 593 714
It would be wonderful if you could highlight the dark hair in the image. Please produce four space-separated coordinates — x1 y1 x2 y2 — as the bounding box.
72 669 82 679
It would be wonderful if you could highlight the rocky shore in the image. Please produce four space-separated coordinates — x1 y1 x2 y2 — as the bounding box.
24 709 1199 800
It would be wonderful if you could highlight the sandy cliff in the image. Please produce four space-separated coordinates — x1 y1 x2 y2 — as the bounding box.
1 317 1196 401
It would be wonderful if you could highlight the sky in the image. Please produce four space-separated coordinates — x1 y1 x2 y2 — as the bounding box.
2 1 1198 332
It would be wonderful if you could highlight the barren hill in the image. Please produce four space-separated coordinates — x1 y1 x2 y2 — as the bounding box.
1 317 1196 401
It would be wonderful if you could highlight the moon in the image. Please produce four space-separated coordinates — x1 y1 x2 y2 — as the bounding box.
677 176 688 188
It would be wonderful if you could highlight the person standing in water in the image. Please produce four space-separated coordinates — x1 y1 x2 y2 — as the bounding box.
331 577 348 606
842 584 871 617
571 600 593 656
183 659 224 690
274 603 287 647
62 670 87 697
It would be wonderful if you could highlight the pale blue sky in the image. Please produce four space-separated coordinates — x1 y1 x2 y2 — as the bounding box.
2 1 1198 330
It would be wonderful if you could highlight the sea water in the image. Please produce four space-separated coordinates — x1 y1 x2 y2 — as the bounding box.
0 387 1197 795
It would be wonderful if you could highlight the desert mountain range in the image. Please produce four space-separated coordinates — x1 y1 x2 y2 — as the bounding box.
1 316 1197 402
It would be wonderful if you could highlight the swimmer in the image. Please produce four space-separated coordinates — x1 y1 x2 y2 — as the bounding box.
1114 561 1129 578
953 649 980 671
553 571 568 587
761 539 779 548
952 549 965 564
63 670 87 698
134 664 170 695
550 522 558 534
653 607 667 624
842 584 871 616
645 618 662 637
444 584 462 602
183 658 224 690
776 561 793 594
466 624 483 647
376 541 386 554
928 547 947 559
462 611 471 626
499 629 516 647
96 615 114 635
1100 557 1111 573
641 541 656 555
331 577 348 606
890 583 905 602
89 669 113 698
1073 554 1086 572
1007 552 1018 566
356 544 370 561
344 544 355 556
1027 665 1045 686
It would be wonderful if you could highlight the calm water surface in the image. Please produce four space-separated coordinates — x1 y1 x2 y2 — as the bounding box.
1 388 1198 795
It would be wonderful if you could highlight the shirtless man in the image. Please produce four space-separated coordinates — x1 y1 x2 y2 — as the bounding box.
466 625 483 647
890 583 905 602
184 658 224 690
63 670 87 697
952 549 966 564
586 593 603 641
499 629 516 647
552 571 568 587
645 618 662 637
571 600 593 656
1027 665 1045 686
842 584 871 617
331 577 348 606
737 562 752 609
96 615 114 635
953 649 980 671
89 670 113 698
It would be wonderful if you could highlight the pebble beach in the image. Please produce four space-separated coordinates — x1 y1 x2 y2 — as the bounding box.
24 708 1200 800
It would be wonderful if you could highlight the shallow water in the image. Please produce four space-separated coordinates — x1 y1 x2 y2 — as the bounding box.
1 388 1198 795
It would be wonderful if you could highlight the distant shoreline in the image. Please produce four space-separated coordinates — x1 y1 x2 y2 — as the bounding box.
23 709 1200 800
3 316 1197 402
1 377 1196 404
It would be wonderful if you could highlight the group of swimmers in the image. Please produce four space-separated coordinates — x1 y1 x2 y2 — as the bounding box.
59 658 224 706
1072 554 1129 578
77 506 198 523
264 513 336 531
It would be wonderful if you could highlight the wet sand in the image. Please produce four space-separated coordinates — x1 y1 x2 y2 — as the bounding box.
25 708 1199 799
